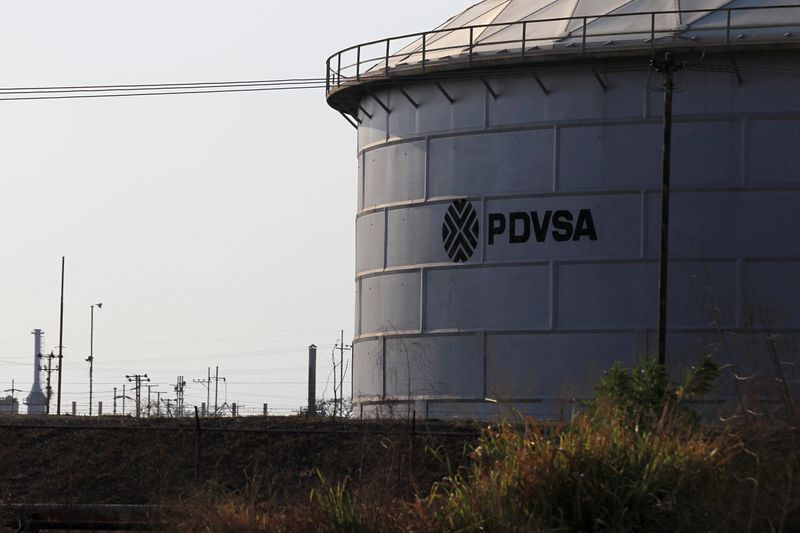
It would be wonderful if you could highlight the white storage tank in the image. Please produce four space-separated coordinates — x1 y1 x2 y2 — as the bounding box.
326 0 800 419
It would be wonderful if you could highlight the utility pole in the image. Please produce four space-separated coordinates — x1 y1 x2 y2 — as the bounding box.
56 257 65 415
85 302 102 416
146 385 153 417
126 374 149 418
4 380 23 402
334 331 352 418
115 385 132 415
156 391 162 417
213 366 226 417
193 369 211 417
651 52 682 367
39 351 57 415
174 376 186 417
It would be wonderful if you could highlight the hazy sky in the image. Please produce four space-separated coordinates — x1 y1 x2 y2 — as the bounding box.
0 0 469 415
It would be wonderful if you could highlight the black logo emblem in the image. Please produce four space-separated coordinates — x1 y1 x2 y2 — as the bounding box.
442 199 479 263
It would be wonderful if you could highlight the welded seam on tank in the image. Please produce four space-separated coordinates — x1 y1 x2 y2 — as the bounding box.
552 123 560 192
740 117 749 186
356 184 800 219
639 191 648 258
358 111 800 155
354 256 800 281
351 326 800 344
548 261 557 329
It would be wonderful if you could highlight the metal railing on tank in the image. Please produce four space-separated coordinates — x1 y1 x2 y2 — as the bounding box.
326 4 800 94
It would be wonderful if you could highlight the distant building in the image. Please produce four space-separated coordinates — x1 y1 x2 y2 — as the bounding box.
0 395 19 415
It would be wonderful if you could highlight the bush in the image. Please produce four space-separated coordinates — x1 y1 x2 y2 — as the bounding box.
173 358 800 532
591 356 720 430
420 358 728 532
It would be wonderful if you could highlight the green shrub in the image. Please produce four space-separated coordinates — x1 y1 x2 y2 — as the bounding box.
591 357 720 430
423 358 726 532
426 417 725 532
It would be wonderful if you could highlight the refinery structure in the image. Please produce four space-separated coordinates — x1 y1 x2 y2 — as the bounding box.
25 329 47 415
326 0 800 418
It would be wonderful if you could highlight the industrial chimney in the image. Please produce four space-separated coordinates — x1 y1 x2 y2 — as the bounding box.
25 329 47 415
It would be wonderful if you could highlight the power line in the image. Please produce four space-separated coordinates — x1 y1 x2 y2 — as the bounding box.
0 85 326 102
0 330 339 347
0 77 325 92
0 77 327 102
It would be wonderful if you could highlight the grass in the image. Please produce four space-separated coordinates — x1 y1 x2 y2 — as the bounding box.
172 359 800 532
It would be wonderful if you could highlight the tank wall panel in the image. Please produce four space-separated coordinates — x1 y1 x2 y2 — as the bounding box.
663 57 800 117
672 121 743 186
384 80 485 142
355 280 361 337
386 205 465 267
645 191 800 258
387 88 419 141
666 332 800 404
384 335 482 398
428 129 554 197
558 123 661 191
425 266 550 331
364 141 426 207
485 333 641 399
487 70 649 127
747 119 800 185
556 263 657 329
357 155 364 211
353 339 384 399
355 211 385 274
666 261 738 329
357 95 386 148
360 271 421 335
743 261 800 326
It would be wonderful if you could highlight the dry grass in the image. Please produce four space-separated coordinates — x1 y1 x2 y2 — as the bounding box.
172 359 800 532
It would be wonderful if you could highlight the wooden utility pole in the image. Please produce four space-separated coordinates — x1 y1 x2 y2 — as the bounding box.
126 374 149 418
40 351 56 415
652 52 681 367
193 368 211 417
56 257 65 415
334 331 352 418
212 367 226 417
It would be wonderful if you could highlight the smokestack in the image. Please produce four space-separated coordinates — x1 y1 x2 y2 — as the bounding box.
25 329 47 415
308 344 317 416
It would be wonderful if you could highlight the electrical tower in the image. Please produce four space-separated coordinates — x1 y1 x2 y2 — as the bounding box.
212 366 226 417
38 351 57 415
334 331 352 418
4 380 23 401
174 376 186 417
193 368 212 417
125 374 149 418
114 385 132 415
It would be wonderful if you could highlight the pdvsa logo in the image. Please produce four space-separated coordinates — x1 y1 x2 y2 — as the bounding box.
442 201 599 264
442 199 479 263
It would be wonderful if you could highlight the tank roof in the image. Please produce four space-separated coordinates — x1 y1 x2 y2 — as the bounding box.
326 1 800 114
404 0 800 62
